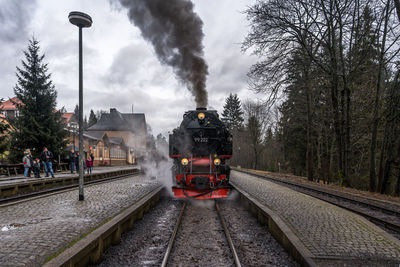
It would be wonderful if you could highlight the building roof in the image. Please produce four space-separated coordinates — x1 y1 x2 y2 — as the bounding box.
122 113 146 130
83 131 106 141
108 137 124 145
1 97 21 111
62 113 78 123
87 108 146 133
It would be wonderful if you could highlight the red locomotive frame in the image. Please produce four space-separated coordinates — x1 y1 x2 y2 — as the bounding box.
170 155 231 199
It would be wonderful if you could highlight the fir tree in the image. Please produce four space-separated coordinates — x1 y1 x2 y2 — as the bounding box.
9 38 68 162
83 116 88 130
88 109 97 128
221 93 244 131
74 104 79 121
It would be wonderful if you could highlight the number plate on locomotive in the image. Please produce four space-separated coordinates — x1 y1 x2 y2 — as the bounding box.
194 137 208 142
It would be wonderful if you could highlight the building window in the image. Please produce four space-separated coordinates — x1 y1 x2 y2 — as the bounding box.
110 146 126 159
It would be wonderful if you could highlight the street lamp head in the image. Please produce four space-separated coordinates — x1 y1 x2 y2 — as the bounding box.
68 11 92 28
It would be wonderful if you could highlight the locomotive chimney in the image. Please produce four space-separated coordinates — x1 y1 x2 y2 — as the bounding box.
196 107 207 111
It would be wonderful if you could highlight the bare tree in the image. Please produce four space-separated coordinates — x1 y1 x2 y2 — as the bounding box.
243 100 269 169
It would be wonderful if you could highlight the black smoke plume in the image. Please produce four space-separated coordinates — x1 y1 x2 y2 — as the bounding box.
117 0 208 107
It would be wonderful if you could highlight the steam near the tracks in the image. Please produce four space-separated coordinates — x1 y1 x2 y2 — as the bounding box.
116 0 208 107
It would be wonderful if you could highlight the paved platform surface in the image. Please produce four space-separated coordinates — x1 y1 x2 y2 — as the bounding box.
0 174 160 267
0 165 136 186
231 170 400 266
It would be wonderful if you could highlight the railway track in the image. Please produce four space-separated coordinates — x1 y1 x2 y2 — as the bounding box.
234 168 400 238
161 200 242 267
0 171 141 207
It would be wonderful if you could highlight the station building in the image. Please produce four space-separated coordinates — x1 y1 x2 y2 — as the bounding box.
0 97 146 166
68 108 147 166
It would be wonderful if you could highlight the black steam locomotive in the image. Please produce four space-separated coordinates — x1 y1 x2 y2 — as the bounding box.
169 107 232 199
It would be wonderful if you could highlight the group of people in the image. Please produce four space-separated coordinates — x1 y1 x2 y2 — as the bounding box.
69 149 94 174
23 147 95 178
23 147 55 178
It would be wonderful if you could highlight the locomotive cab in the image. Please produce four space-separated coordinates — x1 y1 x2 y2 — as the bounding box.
169 108 232 199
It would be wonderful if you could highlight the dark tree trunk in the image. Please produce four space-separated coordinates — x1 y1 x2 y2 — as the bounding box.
395 169 400 197
325 0 344 183
340 88 346 184
377 123 389 192
394 0 400 22
331 75 343 182
381 160 392 194
305 70 314 181
345 88 351 185
254 148 258 170
370 0 390 192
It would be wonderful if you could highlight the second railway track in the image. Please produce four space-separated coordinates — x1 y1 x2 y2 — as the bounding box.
234 168 400 239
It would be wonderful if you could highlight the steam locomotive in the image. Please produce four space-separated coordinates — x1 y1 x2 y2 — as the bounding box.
169 107 232 199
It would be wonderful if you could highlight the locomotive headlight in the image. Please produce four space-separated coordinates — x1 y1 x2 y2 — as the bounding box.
214 158 221 166
198 112 205 120
181 158 189 166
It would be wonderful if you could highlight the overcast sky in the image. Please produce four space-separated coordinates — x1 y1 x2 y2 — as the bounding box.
0 0 260 136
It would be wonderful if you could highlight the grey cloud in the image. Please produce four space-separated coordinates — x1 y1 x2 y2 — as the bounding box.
0 0 38 96
0 0 37 43
104 44 154 86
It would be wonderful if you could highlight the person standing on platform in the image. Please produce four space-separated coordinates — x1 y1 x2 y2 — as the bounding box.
86 154 93 174
75 151 80 173
27 149 33 177
89 147 95 171
40 147 55 178
23 150 31 177
69 149 76 173
33 158 41 178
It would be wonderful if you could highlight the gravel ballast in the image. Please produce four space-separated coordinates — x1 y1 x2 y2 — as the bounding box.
218 195 298 266
168 200 234 266
97 198 183 266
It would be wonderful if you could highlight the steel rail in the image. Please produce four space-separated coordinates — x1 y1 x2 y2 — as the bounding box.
215 201 242 267
161 202 187 267
234 169 400 235
0 171 141 207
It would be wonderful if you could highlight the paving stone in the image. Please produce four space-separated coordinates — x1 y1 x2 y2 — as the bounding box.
231 171 400 263
0 174 160 267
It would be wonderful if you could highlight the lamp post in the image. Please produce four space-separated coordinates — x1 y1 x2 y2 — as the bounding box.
69 11 92 201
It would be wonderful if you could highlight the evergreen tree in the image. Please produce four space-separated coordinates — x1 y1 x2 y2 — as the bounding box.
83 116 88 130
74 104 79 121
246 115 262 169
9 38 68 162
88 109 97 128
221 93 244 131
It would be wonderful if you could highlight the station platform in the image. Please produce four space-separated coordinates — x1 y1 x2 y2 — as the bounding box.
231 170 400 266
0 165 137 186
0 173 161 267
